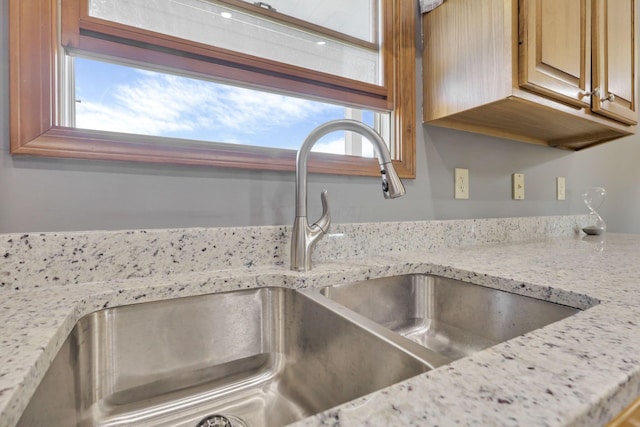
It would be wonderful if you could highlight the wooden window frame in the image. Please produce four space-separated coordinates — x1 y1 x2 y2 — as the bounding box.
9 0 416 178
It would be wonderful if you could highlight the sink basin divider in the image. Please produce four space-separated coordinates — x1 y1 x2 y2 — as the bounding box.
301 289 453 369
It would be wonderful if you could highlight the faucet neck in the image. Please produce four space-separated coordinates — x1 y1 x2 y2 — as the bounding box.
295 119 393 218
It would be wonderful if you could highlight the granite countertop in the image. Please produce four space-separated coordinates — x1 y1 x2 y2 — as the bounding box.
1 217 639 427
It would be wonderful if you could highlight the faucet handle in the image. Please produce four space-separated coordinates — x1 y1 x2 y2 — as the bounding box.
312 190 331 233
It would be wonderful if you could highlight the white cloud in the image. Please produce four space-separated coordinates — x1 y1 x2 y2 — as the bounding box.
75 71 337 140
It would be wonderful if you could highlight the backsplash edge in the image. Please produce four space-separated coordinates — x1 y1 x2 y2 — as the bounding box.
0 215 589 290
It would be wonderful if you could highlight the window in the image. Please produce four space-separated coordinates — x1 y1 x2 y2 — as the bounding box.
71 56 384 158
9 0 416 178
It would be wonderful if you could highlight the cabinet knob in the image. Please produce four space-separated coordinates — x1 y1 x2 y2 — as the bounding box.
580 88 615 103
581 88 600 99
601 92 616 103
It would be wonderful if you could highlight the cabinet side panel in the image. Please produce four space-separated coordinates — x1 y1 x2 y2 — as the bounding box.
422 0 513 122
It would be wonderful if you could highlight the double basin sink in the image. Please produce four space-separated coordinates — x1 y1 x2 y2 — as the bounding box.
18 275 580 427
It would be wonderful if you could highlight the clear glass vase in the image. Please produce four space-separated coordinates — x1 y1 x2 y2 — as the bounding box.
582 187 606 235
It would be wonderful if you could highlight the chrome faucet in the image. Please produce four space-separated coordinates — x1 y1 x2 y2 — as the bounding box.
290 119 406 271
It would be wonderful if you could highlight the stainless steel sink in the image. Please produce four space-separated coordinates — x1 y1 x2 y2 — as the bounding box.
18 287 439 427
317 274 580 361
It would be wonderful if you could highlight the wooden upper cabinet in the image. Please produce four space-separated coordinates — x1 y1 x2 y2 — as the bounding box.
422 0 637 150
592 0 637 125
519 0 592 108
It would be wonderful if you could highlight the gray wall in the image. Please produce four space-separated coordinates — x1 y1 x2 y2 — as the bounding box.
1 0 639 234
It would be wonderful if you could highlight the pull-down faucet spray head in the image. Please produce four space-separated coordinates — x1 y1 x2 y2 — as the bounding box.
380 161 406 199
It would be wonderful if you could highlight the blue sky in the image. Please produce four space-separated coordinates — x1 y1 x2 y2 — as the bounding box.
74 57 376 156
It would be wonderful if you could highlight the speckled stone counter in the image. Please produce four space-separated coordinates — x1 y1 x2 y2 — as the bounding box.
2 215 640 427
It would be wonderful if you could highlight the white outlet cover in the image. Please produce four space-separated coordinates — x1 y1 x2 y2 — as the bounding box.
454 168 469 199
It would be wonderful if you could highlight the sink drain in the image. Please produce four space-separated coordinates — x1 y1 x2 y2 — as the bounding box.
196 414 247 427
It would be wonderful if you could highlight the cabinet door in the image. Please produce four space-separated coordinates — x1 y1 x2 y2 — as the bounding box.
592 0 637 125
519 0 591 108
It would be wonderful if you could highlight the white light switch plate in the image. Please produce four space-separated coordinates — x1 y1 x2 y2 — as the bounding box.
557 177 566 201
